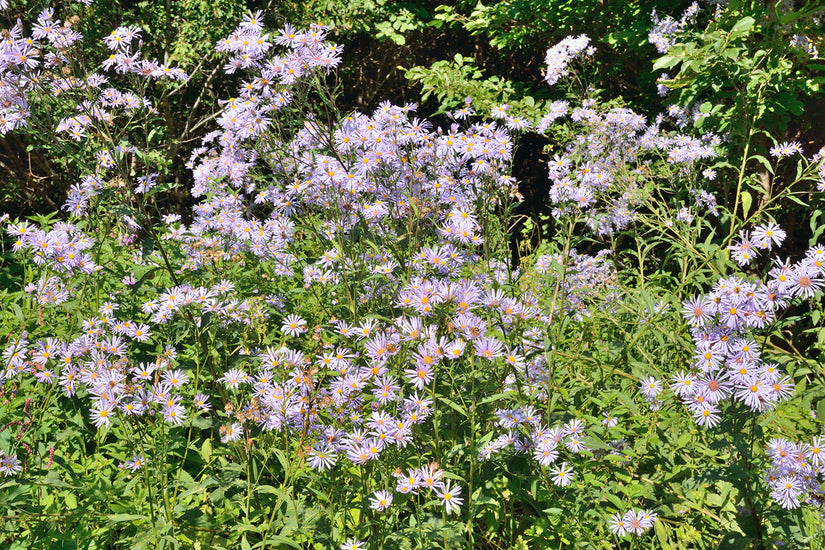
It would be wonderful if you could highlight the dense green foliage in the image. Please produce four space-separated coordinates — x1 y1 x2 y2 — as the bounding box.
0 1 824 549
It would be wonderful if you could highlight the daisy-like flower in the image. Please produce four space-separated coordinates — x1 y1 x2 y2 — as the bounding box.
162 369 189 388
340 539 367 550
163 402 187 426
369 490 393 511
638 376 662 400
752 222 786 250
728 232 758 266
404 364 433 390
128 323 152 342
681 294 711 327
35 369 56 384
220 368 248 388
124 454 145 472
90 402 114 429
436 481 463 514
533 441 559 466
281 314 308 337
550 461 574 487
692 404 721 428
601 411 618 427
193 393 212 411
639 509 658 529
565 436 588 453
0 451 22 477
790 265 824 299
771 476 802 508
608 512 629 537
800 435 825 469
307 444 338 471
623 509 653 534
220 422 243 443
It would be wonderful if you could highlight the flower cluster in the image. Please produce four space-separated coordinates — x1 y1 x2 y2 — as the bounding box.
769 141 803 159
790 34 819 59
543 34 592 86
648 2 700 54
765 436 825 509
478 411 627 486
0 8 83 134
7 220 97 274
608 509 658 537
726 223 787 266
676 240 825 427
542 99 718 236
533 249 620 320
101 25 188 80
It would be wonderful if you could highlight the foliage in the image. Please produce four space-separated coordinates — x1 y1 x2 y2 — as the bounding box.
0 1 825 549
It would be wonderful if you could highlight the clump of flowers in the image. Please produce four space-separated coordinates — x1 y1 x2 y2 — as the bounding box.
541 96 719 237
608 509 659 537
790 34 819 59
676 234 825 427
765 436 825 509
533 249 620 320
648 2 700 53
543 34 592 86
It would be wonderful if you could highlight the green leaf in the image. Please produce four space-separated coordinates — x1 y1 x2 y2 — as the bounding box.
438 396 468 417
749 154 774 175
603 492 623 510
106 513 149 524
729 17 755 37
652 56 677 71
740 191 753 219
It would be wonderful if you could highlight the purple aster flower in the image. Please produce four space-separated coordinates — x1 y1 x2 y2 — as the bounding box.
549 461 574 487
307 444 338 471
0 451 22 477
220 422 243 443
369 490 393 511
436 481 464 514
123 454 145 472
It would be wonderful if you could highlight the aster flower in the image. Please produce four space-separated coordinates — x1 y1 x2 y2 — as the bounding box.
0 451 22 477
404 363 433 390
132 362 157 380
123 454 145 472
163 402 187 426
692 405 721 428
638 376 662 401
307 444 337 470
752 222 786 250
550 461 574 487
727 232 758 266
220 423 244 443
220 368 248 388
681 294 712 327
807 436 825 468
281 314 308 336
90 402 114 429
162 369 189 388
789 265 823 299
608 512 629 537
340 539 367 550
771 476 802 508
436 481 463 514
369 490 393 511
